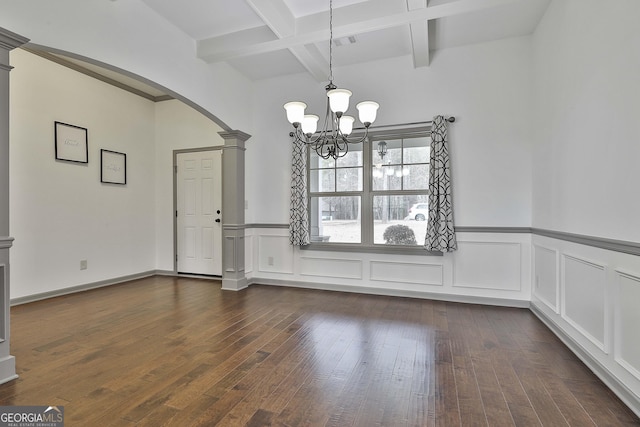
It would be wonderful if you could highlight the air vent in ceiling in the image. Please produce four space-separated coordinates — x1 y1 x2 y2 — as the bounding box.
333 36 357 47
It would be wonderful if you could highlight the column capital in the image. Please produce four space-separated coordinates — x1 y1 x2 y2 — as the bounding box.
218 130 252 145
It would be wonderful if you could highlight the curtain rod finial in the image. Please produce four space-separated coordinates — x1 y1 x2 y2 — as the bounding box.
447 116 455 123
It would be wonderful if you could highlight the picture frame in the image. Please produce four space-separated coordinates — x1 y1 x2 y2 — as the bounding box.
100 149 127 185
55 121 88 163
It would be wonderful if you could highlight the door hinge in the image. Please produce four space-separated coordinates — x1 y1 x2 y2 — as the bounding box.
174 165 177 173
176 210 178 217
176 254 178 262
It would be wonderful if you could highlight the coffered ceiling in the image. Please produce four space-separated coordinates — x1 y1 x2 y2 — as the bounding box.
140 0 551 81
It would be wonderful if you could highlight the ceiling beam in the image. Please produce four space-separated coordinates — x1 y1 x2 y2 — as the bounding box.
198 0 521 63
245 0 295 38
289 45 329 82
245 0 328 82
407 0 430 68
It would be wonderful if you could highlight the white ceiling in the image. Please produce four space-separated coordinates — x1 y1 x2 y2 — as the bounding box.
141 0 551 81
26 0 551 99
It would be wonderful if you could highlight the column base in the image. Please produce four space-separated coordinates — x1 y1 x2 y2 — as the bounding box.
0 355 17 385
221 277 248 291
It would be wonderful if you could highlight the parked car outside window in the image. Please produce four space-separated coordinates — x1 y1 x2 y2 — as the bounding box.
408 203 428 221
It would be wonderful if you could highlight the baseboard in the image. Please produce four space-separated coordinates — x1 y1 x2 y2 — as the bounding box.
530 303 640 418
247 277 530 308
155 269 177 276
10 270 158 306
0 356 17 385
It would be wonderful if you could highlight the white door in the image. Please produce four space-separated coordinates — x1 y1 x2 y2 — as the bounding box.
176 150 222 275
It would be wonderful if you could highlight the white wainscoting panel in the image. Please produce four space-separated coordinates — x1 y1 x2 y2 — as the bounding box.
224 236 236 273
258 235 294 274
615 271 640 380
370 260 443 286
300 256 363 280
237 235 245 273
244 234 254 274
562 254 607 352
453 241 522 291
533 244 559 313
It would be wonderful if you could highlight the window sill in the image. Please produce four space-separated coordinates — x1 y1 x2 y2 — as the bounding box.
300 243 442 256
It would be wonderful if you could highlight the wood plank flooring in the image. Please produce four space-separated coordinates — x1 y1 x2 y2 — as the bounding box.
1 276 638 426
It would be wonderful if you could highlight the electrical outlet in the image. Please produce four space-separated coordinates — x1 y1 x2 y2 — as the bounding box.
267 256 274 266
80 260 88 270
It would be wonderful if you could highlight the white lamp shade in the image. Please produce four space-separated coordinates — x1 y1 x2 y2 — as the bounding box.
356 101 379 124
339 115 355 135
284 101 307 124
386 167 394 176
301 115 319 134
327 89 352 114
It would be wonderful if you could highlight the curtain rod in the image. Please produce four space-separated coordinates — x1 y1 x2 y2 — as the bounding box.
351 116 456 132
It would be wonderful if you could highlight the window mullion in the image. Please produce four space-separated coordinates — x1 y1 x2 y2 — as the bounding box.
362 139 373 245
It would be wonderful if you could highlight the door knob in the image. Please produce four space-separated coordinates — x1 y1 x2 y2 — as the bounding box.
215 218 221 223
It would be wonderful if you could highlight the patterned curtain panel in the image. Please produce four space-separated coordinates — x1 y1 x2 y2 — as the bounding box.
289 136 310 246
425 115 457 252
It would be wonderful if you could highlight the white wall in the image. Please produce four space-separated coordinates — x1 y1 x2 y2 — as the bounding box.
154 100 225 271
247 36 533 227
245 36 535 305
531 0 640 415
532 0 640 242
0 0 253 133
9 49 156 299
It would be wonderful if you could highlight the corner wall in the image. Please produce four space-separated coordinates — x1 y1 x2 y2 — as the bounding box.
531 0 640 415
9 49 157 299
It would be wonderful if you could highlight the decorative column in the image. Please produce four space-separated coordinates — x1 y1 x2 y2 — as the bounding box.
0 27 29 384
218 130 251 291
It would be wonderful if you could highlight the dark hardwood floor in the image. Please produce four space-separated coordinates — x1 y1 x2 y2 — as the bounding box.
0 276 638 426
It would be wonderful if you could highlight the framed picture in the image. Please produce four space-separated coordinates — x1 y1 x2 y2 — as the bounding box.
55 121 88 163
100 149 127 185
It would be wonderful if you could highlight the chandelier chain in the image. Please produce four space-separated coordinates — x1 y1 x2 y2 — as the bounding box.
328 0 333 83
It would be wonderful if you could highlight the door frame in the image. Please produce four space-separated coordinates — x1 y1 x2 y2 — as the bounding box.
173 146 224 274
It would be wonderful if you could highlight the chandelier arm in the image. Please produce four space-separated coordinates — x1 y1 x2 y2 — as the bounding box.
337 127 370 145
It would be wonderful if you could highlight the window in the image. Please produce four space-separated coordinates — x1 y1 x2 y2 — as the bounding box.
307 126 435 253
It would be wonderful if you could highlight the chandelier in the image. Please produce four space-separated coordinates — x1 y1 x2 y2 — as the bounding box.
284 0 379 160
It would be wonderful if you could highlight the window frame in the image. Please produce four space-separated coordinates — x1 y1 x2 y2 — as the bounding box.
303 125 442 256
